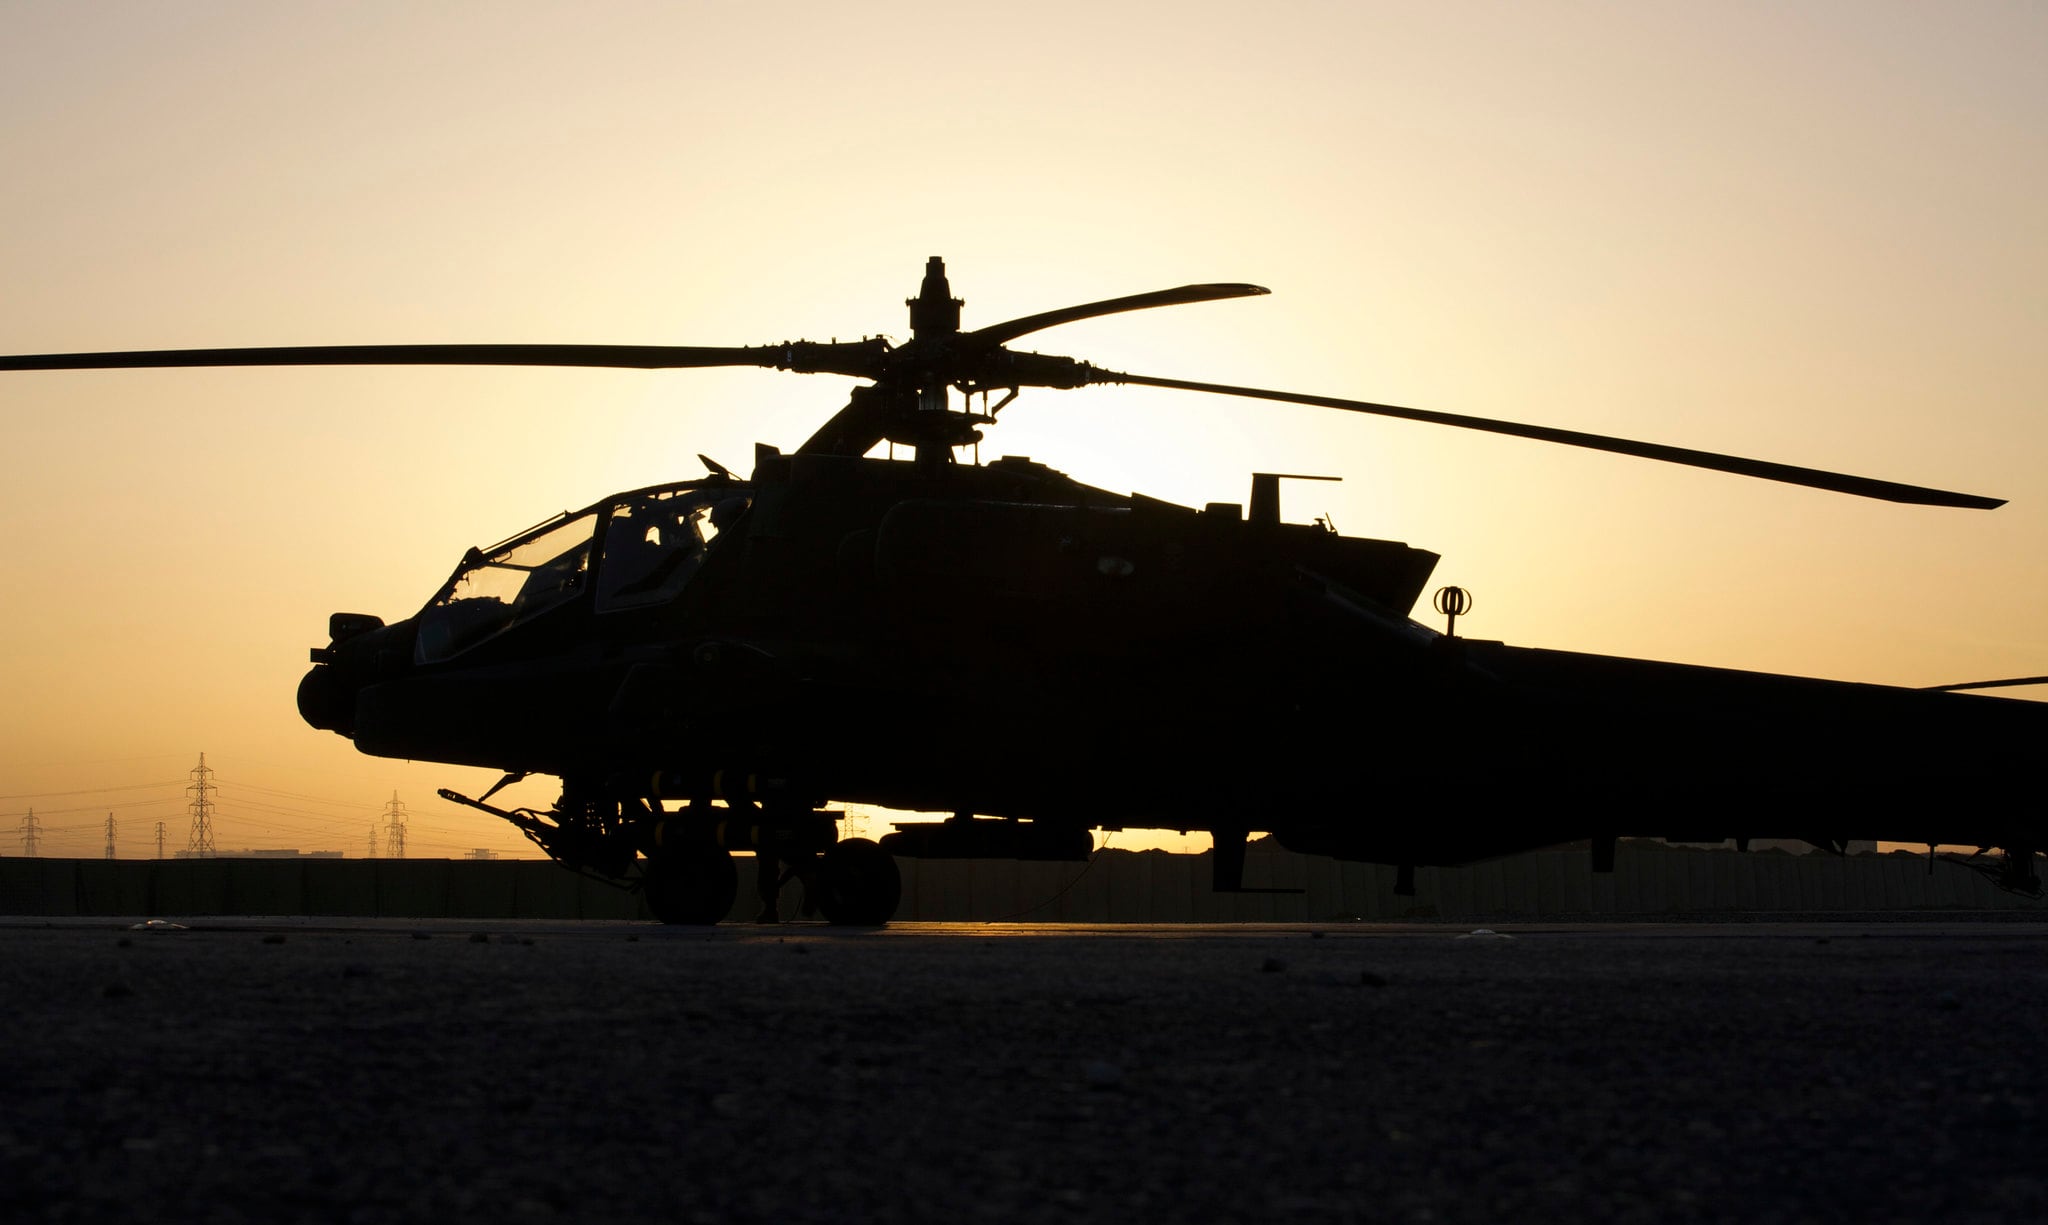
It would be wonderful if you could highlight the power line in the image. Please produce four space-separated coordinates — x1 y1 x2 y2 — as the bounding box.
0 766 536 858
0 779 186 801
0 795 186 819
18 809 42 856
216 777 415 809
104 813 116 860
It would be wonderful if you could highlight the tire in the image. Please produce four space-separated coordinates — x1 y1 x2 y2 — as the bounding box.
814 838 902 926
643 843 738 925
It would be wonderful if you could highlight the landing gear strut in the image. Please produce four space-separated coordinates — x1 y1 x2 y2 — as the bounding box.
642 840 739 925
443 779 904 924
1935 844 2044 900
813 838 902 926
649 809 901 926
1998 846 2042 896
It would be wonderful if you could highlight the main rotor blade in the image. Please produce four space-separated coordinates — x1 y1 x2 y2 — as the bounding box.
1923 676 2048 692
0 340 887 376
1096 370 2005 509
968 283 1268 347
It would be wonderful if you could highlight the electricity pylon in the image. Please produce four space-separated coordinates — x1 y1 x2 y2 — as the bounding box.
186 753 218 856
382 792 407 859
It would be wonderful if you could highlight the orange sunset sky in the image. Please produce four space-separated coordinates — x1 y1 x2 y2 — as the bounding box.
4 1 2045 859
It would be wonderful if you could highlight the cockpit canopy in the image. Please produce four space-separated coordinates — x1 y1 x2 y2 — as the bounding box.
415 481 748 663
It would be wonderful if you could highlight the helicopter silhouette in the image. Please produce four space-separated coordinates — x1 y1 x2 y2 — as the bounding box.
7 258 2043 922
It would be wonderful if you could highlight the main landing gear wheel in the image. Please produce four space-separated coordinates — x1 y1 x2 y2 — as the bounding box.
814 838 901 926
643 842 738 925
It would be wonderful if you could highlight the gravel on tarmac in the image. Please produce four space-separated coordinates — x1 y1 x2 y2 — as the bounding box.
1 918 2044 1225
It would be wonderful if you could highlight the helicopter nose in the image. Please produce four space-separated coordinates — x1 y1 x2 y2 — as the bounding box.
297 663 355 736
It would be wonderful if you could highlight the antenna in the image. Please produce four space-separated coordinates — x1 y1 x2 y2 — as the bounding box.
186 753 218 856
1434 586 1474 637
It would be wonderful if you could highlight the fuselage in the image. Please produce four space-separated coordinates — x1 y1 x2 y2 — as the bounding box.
299 447 2048 867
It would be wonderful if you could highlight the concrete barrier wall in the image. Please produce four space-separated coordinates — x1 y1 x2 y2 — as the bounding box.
894 845 2043 921
0 858 658 921
0 844 2039 921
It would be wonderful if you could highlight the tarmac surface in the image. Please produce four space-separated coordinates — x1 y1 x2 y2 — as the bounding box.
2 916 2044 1224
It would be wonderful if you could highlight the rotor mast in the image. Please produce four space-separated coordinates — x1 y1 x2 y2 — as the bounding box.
907 257 964 474
793 256 989 471
907 255 962 341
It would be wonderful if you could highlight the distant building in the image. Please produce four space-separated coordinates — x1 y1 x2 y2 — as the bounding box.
174 848 345 859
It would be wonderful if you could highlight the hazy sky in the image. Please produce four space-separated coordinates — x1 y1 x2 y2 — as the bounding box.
4 1 2044 859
